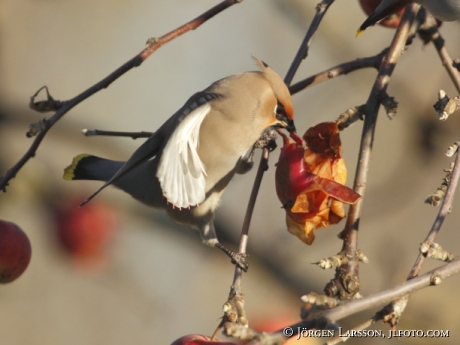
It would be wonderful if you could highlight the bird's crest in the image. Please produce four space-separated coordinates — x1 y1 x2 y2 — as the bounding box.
252 56 294 120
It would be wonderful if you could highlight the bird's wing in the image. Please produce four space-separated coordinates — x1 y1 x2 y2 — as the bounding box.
156 102 211 209
81 91 220 207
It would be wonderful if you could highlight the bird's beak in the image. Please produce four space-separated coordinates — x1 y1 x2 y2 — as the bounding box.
278 118 296 133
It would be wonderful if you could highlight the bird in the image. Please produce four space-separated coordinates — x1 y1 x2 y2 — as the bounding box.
63 56 296 271
358 0 460 33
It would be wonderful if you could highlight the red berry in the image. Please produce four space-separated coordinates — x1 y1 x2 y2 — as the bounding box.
0 220 32 283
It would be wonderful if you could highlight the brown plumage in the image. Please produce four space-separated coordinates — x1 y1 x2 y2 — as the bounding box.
64 56 295 271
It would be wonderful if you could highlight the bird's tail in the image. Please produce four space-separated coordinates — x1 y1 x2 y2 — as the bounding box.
63 154 124 182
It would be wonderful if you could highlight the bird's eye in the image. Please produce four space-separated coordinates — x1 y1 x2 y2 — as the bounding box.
275 102 286 118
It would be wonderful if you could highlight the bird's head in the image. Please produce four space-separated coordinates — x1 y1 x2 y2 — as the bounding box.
252 56 296 133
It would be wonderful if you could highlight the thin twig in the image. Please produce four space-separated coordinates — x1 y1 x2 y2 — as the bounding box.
367 140 460 326
324 258 460 323
323 140 460 340
212 149 270 341
0 0 242 191
82 129 153 139
140 0 243 60
431 34 460 93
408 140 460 278
284 0 335 85
243 259 460 344
231 0 336 289
289 48 388 95
330 4 420 299
222 2 337 336
232 148 269 292
419 16 460 93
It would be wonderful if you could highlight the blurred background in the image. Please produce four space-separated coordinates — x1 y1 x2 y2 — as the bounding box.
0 0 460 344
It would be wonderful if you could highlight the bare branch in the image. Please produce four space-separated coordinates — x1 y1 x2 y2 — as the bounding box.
289 49 387 95
418 15 460 93
284 0 335 85
379 91 398 119
425 161 454 206
26 119 49 138
235 258 460 344
232 147 270 291
324 258 460 323
327 5 421 301
216 2 338 338
360 139 460 331
433 90 460 120
336 105 366 130
224 0 336 314
408 140 460 278
82 129 153 139
420 242 458 262
213 146 272 340
314 251 368 270
0 0 242 191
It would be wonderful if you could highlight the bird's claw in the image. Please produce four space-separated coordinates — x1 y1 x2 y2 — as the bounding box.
215 243 249 271
230 253 249 272
214 242 249 272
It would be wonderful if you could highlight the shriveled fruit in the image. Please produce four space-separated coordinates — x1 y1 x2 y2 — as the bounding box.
275 123 361 245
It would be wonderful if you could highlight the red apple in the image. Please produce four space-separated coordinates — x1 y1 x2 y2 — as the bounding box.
275 129 359 224
0 220 32 283
275 132 318 224
170 334 237 345
275 132 315 215
359 0 404 28
54 196 117 271
275 124 361 245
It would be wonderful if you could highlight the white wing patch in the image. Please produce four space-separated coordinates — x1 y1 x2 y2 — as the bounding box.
157 103 210 208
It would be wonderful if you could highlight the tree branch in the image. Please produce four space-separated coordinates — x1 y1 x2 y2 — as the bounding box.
217 0 337 337
418 15 460 93
229 0 336 292
240 258 460 344
82 129 153 139
284 0 335 85
0 0 242 191
327 4 420 300
324 258 460 323
232 148 270 292
289 48 388 95
409 140 460 277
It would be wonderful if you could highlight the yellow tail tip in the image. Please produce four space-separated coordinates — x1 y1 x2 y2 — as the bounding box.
63 154 90 180
356 28 365 37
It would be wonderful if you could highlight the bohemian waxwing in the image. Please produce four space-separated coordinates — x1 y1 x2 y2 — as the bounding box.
359 0 460 33
63 56 295 271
